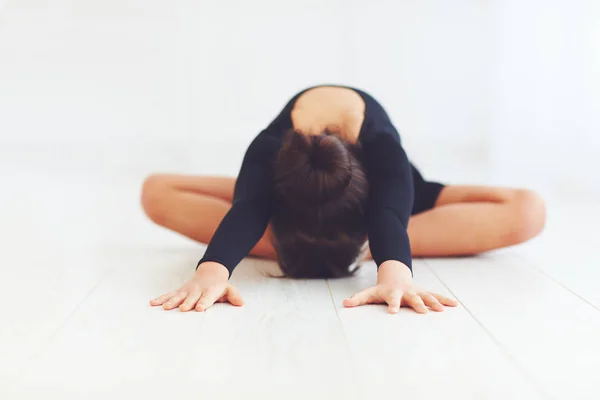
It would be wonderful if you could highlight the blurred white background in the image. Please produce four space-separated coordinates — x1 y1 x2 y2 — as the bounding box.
0 0 598 192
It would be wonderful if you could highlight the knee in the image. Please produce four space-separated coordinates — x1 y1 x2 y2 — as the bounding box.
141 174 169 225
505 189 546 245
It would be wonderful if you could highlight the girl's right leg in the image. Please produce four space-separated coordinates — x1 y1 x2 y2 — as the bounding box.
140 174 277 259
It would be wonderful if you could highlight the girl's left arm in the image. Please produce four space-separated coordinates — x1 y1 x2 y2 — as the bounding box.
362 133 414 274
346 133 458 313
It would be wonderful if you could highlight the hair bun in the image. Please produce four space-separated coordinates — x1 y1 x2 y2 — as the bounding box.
309 134 347 171
274 130 353 207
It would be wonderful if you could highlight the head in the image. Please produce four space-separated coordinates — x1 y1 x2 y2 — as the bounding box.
270 129 369 279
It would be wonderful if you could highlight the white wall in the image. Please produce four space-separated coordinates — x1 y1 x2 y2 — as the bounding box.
0 0 489 180
489 0 600 195
0 1 597 194
340 0 491 178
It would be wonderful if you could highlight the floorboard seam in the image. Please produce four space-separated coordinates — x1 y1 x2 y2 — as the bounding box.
15 267 111 379
326 279 365 399
422 258 553 400
514 252 600 312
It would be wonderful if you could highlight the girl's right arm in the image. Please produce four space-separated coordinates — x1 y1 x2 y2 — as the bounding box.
197 131 281 274
150 261 243 312
150 131 282 312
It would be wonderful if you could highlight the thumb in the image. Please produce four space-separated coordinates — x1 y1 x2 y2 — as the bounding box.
387 291 403 314
343 287 377 308
225 285 244 307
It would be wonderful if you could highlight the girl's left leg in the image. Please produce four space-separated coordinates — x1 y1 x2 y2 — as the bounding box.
404 185 546 257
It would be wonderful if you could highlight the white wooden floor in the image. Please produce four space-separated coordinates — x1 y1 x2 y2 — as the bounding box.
0 170 599 400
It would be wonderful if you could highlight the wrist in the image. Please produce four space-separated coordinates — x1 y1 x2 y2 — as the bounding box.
196 261 230 280
377 260 412 285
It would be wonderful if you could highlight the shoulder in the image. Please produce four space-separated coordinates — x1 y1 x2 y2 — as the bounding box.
243 129 285 163
360 129 401 150
360 132 409 177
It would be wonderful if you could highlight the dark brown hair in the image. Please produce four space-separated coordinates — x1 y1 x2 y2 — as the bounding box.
270 129 369 279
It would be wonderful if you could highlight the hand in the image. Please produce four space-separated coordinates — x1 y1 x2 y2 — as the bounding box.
343 261 458 314
150 262 244 312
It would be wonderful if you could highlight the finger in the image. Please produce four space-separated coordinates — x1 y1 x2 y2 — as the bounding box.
404 292 428 314
431 293 458 307
163 292 188 310
343 288 378 308
386 291 402 314
150 292 175 306
419 293 444 312
195 287 223 312
225 285 244 307
179 290 202 312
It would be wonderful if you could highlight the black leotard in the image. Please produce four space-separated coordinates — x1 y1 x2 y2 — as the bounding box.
197 86 443 276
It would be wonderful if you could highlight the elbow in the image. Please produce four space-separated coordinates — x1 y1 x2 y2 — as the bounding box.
372 206 410 229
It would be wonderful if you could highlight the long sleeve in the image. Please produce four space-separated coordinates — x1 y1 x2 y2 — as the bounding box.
362 133 415 273
197 131 281 276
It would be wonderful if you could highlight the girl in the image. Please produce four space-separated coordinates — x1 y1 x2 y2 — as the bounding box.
143 85 546 314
